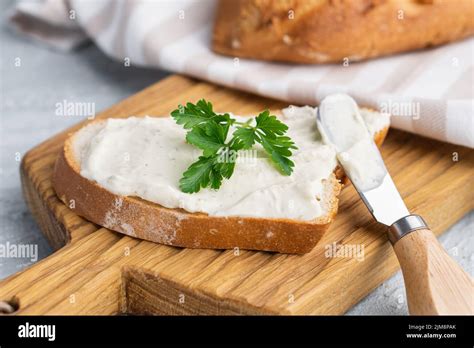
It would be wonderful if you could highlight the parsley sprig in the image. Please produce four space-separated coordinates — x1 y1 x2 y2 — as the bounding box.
171 99 297 193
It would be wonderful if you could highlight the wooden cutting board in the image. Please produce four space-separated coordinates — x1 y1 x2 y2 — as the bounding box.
1 75 472 315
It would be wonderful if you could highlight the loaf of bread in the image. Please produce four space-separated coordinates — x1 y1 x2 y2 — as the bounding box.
212 0 474 64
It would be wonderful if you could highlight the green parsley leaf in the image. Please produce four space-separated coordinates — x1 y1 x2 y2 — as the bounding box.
257 135 295 175
179 155 217 193
186 122 226 157
171 99 232 129
213 159 236 179
172 101 297 193
255 110 288 137
232 127 257 149
253 110 297 175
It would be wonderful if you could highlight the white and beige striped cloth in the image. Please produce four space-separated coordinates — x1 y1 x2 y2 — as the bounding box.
9 0 474 148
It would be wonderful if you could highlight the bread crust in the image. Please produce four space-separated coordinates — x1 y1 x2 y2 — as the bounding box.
212 0 474 64
52 118 388 254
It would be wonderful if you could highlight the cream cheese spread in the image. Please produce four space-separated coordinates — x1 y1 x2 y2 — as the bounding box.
74 103 388 221
317 94 388 192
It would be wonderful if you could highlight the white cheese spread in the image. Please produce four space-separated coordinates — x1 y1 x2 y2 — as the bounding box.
317 94 388 192
74 104 388 220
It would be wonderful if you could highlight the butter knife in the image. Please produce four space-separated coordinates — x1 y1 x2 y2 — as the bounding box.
316 94 473 315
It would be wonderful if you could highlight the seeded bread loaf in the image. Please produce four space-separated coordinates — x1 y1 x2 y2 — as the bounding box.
53 108 389 254
212 0 474 64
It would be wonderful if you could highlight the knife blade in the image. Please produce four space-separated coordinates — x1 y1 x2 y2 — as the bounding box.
316 94 409 226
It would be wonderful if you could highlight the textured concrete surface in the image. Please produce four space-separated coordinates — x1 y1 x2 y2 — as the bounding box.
0 0 472 315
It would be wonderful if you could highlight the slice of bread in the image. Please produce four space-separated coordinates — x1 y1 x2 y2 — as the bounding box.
53 108 389 254
212 0 474 64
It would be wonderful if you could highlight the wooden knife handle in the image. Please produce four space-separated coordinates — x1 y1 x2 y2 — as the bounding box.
393 228 473 315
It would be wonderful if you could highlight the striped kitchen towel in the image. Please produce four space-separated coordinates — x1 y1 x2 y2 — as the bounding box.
9 0 474 148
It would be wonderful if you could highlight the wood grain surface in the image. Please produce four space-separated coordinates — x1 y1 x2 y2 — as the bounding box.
0 75 472 315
